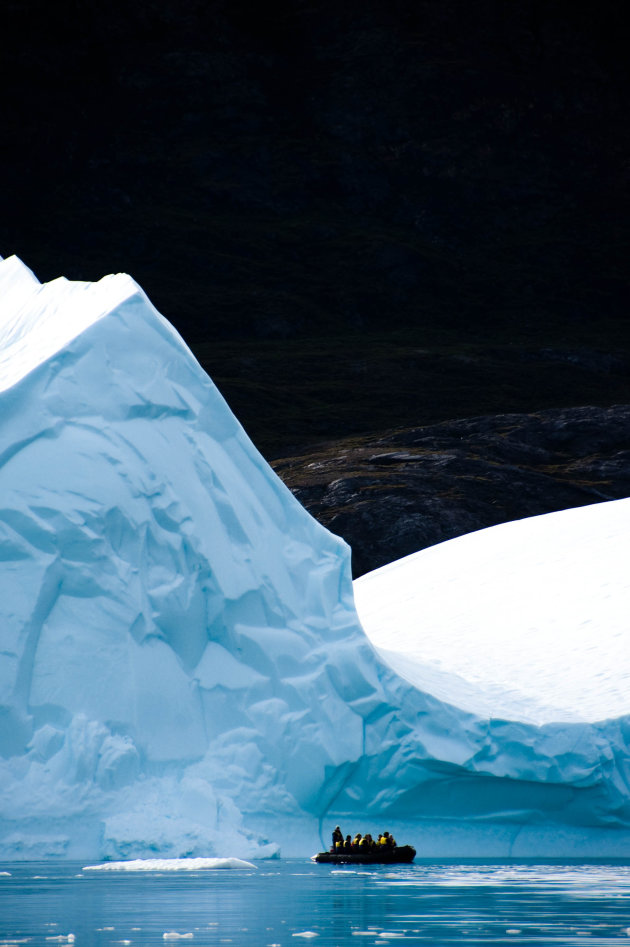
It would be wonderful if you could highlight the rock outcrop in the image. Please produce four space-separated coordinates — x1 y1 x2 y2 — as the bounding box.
273 405 630 576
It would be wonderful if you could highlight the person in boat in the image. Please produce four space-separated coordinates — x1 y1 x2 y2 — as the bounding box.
331 826 344 851
353 833 362 849
380 831 396 848
344 834 353 851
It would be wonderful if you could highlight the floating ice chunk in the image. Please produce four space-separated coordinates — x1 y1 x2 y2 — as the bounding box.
84 858 256 871
162 935 194 941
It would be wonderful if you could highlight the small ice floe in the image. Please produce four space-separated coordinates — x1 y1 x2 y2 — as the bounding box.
45 936 75 943
84 858 256 872
163 934 194 941
292 934 319 939
506 930 522 935
0 871 11 877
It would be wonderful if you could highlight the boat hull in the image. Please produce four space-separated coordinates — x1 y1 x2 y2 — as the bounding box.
313 845 416 865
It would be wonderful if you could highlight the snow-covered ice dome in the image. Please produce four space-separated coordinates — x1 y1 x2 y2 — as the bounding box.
354 499 630 726
1 254 629 861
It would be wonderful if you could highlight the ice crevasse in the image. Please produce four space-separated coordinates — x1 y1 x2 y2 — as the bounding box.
0 254 629 861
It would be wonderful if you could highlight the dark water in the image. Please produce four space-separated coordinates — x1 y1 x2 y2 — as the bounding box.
2 860 630 947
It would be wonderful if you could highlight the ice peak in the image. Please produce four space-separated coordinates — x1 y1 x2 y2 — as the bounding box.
0 256 140 392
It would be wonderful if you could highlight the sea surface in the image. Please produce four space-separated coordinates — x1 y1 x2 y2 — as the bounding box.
2 859 630 947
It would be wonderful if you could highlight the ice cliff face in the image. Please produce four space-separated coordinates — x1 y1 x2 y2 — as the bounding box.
1 255 629 860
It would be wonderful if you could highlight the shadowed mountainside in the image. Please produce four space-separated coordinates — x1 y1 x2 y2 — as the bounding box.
273 405 630 576
2 1 629 554
2 4 628 425
203 330 630 458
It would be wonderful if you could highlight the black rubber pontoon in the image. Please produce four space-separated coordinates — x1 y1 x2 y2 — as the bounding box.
312 845 416 865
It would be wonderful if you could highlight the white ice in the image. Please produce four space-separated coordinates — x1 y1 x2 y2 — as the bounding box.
354 499 630 726
1 254 629 861
83 857 256 871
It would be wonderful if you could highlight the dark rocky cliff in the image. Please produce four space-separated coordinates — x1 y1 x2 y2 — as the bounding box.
273 405 630 576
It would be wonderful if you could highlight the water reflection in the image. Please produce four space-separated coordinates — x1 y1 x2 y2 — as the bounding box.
1 860 630 946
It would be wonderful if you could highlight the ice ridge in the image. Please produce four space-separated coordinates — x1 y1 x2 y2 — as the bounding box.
1 255 629 860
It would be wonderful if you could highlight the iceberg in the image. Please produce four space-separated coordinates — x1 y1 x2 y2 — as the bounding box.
1 254 629 860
